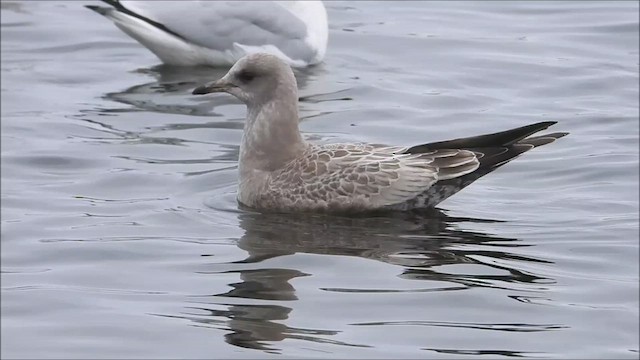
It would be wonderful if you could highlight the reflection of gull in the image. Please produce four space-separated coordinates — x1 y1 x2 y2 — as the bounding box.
162 270 371 352
103 65 237 116
193 53 568 213
233 209 554 290
86 1 328 68
163 210 557 353
100 64 314 116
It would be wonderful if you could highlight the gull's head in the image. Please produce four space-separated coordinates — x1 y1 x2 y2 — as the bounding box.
192 53 297 105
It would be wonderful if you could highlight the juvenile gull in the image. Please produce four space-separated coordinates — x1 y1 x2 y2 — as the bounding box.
86 1 328 68
193 53 568 213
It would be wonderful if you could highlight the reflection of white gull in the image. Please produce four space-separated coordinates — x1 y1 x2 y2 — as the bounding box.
193 53 568 213
86 1 328 68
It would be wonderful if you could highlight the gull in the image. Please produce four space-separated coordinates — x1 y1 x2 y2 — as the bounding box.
86 1 328 68
192 53 568 213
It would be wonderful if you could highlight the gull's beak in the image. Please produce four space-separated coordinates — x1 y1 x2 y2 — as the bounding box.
192 79 236 95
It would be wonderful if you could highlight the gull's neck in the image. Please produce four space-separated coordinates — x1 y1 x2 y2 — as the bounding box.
239 84 307 174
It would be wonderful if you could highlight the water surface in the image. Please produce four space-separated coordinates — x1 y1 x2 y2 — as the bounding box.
2 1 639 358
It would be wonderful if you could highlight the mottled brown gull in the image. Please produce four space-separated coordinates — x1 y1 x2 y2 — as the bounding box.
193 53 568 213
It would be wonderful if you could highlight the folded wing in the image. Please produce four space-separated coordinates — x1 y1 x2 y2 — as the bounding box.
269 145 480 209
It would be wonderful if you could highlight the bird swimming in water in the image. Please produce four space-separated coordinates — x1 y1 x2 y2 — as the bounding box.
192 53 568 213
86 1 328 68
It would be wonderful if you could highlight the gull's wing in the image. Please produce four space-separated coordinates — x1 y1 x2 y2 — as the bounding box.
268 122 567 211
401 121 569 208
91 1 325 65
269 144 480 209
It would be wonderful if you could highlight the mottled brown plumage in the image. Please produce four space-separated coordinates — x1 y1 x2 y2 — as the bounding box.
192 53 567 213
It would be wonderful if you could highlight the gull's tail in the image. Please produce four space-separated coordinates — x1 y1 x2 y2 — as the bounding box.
404 121 568 207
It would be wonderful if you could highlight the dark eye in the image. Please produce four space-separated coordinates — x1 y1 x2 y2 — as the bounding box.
237 70 256 83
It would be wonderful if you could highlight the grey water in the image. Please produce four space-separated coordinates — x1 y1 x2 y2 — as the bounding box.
1 1 638 358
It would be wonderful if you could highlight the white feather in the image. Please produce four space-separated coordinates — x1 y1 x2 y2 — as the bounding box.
90 1 328 67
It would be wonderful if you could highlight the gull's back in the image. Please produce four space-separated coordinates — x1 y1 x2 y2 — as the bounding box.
247 123 567 213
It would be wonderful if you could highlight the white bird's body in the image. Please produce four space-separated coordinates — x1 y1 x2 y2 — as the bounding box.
87 1 328 68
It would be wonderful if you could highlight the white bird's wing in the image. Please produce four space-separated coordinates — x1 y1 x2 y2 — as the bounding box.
115 1 325 65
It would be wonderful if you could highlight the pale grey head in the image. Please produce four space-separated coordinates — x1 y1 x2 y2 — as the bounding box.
192 53 298 106
192 53 307 179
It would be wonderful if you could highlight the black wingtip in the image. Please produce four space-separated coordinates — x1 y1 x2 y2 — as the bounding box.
537 120 558 129
406 121 563 154
100 0 121 7
192 86 209 95
86 1 124 15
87 0 187 41
85 5 108 15
514 121 559 136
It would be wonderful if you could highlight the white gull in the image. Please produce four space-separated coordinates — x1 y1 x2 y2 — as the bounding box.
192 53 568 213
86 1 328 68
